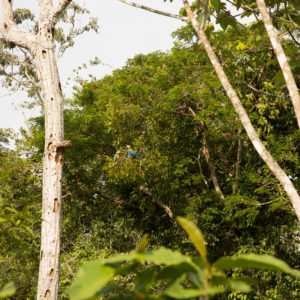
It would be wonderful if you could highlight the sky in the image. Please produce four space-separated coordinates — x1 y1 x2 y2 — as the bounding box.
0 0 183 131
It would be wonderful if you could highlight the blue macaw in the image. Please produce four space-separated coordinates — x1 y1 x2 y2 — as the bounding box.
126 145 141 159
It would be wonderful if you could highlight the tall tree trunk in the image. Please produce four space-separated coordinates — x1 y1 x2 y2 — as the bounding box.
35 28 65 300
1 1 73 298
181 0 300 222
256 0 300 130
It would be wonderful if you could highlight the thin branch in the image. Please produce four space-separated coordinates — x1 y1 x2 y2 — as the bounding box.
286 28 300 47
233 130 242 195
246 83 287 99
189 107 225 203
140 186 175 220
118 0 187 21
200 0 208 30
202 143 226 203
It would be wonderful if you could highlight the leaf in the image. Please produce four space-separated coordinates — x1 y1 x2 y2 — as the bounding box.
236 41 246 51
291 0 300 10
0 217 8 223
142 247 198 269
164 277 225 299
103 252 137 264
176 217 207 259
158 262 199 282
136 234 148 253
69 261 115 300
211 0 221 10
214 254 300 278
134 269 156 293
216 12 238 29
0 282 16 299
228 279 251 293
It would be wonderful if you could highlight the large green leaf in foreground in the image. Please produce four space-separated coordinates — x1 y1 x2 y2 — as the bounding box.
69 262 115 300
0 282 16 299
215 254 300 277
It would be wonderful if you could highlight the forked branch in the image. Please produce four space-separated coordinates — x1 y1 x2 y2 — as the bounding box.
0 0 37 50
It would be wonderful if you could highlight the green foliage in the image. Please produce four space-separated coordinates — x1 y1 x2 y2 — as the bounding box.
2 16 300 299
69 218 300 300
0 131 41 299
0 282 16 299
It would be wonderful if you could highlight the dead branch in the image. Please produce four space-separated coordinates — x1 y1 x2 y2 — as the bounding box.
140 186 175 220
118 0 187 21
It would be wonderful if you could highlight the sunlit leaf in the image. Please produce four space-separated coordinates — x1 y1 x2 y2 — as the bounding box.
0 282 16 298
136 234 148 253
69 262 115 300
176 217 207 259
215 254 300 278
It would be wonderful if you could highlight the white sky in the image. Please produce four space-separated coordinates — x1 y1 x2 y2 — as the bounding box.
0 0 183 131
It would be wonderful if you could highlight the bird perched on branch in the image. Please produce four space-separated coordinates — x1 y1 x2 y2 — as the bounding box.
126 145 141 159
114 150 122 161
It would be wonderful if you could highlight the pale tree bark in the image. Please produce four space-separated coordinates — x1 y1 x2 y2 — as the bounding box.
0 1 72 299
117 0 300 222
256 0 300 130
202 143 226 203
118 0 187 21
140 186 174 219
181 0 300 222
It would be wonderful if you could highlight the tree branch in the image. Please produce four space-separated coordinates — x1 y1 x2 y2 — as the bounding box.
38 0 54 21
182 0 300 222
52 0 73 23
233 130 242 195
140 186 175 220
256 0 300 130
202 143 226 203
200 0 208 30
189 107 226 203
2 0 14 28
118 0 187 21
0 0 37 50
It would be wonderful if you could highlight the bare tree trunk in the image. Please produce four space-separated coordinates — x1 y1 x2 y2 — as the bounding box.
256 0 300 130
0 1 73 298
35 44 66 299
181 0 300 222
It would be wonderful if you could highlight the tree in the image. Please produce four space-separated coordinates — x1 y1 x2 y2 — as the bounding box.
117 0 300 222
0 1 75 298
17 38 300 298
0 129 41 298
